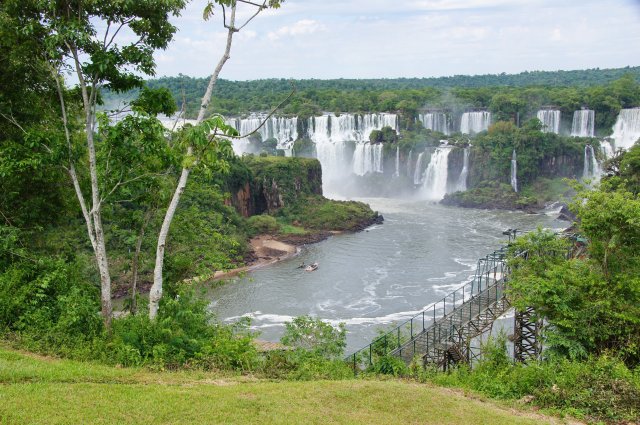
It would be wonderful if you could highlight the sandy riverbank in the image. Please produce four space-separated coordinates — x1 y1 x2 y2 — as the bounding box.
193 235 302 283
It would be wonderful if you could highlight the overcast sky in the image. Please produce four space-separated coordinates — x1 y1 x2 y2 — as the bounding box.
153 0 640 80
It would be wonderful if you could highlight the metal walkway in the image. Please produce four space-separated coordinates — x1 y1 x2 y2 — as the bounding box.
347 246 534 373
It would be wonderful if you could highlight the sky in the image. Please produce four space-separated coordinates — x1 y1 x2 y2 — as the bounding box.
153 0 640 80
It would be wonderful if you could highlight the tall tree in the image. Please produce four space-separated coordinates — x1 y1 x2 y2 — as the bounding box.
13 0 186 329
149 0 283 319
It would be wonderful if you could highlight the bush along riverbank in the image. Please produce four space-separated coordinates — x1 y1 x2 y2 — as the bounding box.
441 178 574 211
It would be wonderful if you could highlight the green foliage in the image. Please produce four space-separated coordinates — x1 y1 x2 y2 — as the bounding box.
243 156 323 210
442 182 534 210
103 67 640 117
604 144 640 195
278 196 378 231
163 175 248 283
428 353 640 424
0 230 103 354
369 126 398 144
109 291 259 371
368 355 409 377
247 214 280 235
292 137 316 157
261 349 353 380
280 315 346 359
130 87 177 116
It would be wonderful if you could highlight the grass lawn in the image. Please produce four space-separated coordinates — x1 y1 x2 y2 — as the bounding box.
0 346 570 425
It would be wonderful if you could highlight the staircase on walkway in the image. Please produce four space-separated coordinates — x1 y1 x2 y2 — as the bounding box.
347 246 527 373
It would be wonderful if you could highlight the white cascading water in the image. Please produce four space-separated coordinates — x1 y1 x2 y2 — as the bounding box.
422 147 452 201
536 110 561 134
611 108 640 150
456 148 470 192
571 109 595 137
308 113 397 180
352 143 383 176
583 145 601 181
418 112 450 135
600 140 614 159
394 146 400 177
227 115 298 156
460 111 491 134
511 150 518 193
413 152 425 185
406 150 413 178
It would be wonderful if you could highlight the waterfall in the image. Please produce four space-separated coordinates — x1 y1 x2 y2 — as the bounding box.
460 111 491 134
374 144 383 173
227 114 298 156
306 113 397 180
418 112 450 135
611 107 640 150
600 140 614 159
571 109 595 137
394 146 400 177
536 110 561 134
583 145 601 181
510 150 518 193
407 150 413 178
352 143 383 176
413 152 425 185
456 148 470 192
422 148 452 200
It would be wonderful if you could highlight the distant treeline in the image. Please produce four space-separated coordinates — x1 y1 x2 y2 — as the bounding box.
102 66 640 122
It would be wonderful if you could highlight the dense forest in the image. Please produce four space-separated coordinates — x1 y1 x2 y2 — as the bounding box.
103 66 640 123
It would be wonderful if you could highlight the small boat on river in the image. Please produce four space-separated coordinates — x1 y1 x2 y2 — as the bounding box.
304 262 318 272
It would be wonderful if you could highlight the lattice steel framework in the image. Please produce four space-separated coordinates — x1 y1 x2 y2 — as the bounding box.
513 307 542 363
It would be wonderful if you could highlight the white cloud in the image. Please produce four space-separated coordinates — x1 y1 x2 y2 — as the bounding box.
267 19 326 41
153 0 640 80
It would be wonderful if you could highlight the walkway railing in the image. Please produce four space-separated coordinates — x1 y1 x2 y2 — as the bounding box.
346 245 513 373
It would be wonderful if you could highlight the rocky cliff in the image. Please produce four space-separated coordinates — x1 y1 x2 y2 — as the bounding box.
228 156 323 217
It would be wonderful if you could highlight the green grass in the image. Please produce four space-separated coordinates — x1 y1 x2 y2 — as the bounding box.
0 346 563 425
279 223 308 235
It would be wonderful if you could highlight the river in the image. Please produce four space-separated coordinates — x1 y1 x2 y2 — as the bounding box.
207 198 565 352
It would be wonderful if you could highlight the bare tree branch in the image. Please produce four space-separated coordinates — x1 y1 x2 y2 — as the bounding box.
105 18 134 49
0 112 27 134
101 172 170 206
237 0 268 31
238 0 267 8
103 20 112 47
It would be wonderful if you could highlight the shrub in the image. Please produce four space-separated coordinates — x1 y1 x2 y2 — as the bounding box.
280 315 346 359
261 349 353 380
368 355 409 377
109 291 260 371
246 214 280 235
0 252 103 357
428 347 640 423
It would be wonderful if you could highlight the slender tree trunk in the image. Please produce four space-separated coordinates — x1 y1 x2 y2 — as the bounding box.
86 122 113 330
149 4 238 319
54 66 111 328
53 69 98 253
150 164 191 319
130 208 153 314
68 45 113 330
